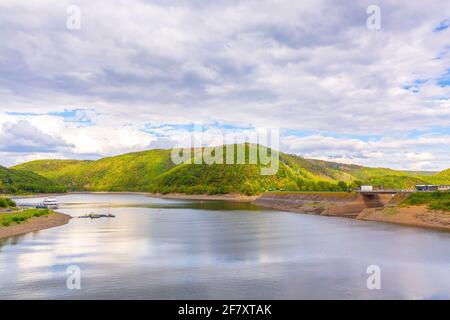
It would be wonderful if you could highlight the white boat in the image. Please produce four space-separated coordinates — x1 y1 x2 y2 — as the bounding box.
40 198 59 209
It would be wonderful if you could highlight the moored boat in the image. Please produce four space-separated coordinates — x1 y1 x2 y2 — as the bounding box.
36 198 59 209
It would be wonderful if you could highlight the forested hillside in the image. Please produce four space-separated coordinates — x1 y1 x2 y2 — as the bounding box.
0 166 67 194
12 144 449 195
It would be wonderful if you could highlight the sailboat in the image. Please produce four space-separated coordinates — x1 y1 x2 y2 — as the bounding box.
106 202 116 218
78 202 115 219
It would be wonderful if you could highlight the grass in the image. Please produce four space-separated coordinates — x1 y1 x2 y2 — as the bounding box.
383 207 399 216
0 209 52 227
403 192 450 212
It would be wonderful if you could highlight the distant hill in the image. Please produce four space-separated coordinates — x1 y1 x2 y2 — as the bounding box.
430 168 450 185
0 166 67 194
13 150 175 191
12 144 449 195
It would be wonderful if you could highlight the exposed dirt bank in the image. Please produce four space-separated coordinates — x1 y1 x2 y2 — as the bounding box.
253 192 449 231
0 212 71 240
253 192 395 218
357 205 450 231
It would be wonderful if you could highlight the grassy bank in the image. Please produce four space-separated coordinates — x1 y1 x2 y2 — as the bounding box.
0 197 16 208
0 209 52 227
403 192 450 211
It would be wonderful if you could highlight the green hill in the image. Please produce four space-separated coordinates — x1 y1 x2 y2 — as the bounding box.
11 144 450 195
361 175 429 190
0 166 67 194
430 169 450 184
13 150 176 191
151 146 301 195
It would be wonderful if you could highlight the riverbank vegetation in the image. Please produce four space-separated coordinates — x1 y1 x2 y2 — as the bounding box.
0 209 52 227
362 175 428 190
0 197 16 208
403 192 450 211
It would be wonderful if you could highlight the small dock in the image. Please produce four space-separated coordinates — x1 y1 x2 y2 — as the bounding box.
16 203 40 208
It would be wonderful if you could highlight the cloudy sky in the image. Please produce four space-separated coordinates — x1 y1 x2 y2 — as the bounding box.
0 0 449 170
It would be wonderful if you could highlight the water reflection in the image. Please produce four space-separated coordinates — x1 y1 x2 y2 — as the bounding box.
63 200 263 211
0 193 449 299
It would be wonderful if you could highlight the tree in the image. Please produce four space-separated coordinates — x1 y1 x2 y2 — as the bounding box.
337 181 349 192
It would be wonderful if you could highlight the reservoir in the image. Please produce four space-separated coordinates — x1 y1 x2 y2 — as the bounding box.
1 193 449 299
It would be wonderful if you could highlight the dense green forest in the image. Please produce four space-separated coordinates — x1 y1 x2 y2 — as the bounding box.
0 166 67 194
11 144 450 195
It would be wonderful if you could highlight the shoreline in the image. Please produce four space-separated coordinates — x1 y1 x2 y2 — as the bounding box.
257 192 450 232
148 193 258 202
8 191 450 232
0 211 71 240
10 191 152 200
12 191 258 203
357 205 450 232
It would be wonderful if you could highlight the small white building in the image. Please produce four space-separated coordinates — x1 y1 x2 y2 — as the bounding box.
360 185 374 192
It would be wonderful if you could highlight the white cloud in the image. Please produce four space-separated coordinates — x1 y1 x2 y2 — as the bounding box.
282 134 450 171
0 1 449 170
0 120 72 153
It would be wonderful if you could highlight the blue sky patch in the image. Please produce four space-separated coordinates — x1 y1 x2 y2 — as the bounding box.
6 108 95 125
142 122 255 136
50 109 96 125
403 79 428 92
434 19 450 32
437 69 450 87
282 129 383 142
405 126 450 138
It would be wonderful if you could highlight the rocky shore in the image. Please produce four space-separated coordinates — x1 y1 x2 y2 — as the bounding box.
253 192 394 217
358 205 450 231
253 192 450 231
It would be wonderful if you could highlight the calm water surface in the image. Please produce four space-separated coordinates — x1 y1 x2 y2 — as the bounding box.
1 193 449 299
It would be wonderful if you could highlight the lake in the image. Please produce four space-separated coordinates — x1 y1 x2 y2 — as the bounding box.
1 193 449 299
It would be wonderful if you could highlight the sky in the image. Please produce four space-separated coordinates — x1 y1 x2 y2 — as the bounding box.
0 0 449 171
